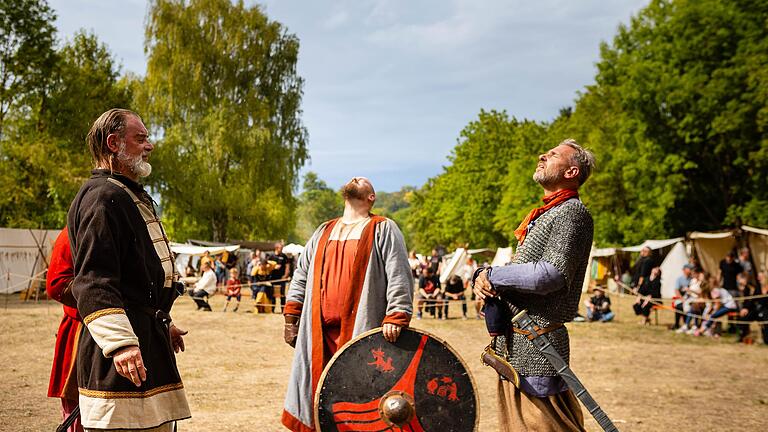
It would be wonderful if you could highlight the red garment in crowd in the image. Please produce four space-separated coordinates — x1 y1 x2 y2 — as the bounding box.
46 228 83 431
226 277 241 296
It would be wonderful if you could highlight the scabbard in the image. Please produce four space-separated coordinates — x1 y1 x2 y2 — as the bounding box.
504 299 620 432
481 344 521 387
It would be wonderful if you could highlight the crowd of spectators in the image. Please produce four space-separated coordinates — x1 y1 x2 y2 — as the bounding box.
579 246 767 344
184 243 295 314
410 249 483 320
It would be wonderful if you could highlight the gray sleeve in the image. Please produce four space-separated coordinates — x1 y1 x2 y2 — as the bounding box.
285 223 327 306
487 261 565 295
377 219 414 317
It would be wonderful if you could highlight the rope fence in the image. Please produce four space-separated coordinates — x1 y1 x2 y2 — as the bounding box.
609 280 768 325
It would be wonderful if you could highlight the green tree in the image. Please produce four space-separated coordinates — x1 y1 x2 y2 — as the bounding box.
0 29 133 228
408 110 545 251
573 0 768 243
0 0 57 135
293 172 341 242
140 0 308 242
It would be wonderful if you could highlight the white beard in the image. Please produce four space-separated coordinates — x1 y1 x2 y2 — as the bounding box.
118 142 152 178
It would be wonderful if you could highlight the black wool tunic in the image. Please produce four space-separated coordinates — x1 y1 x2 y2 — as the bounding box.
67 170 190 430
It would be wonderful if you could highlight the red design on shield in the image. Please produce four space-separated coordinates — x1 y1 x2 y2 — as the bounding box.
368 347 395 373
427 376 459 401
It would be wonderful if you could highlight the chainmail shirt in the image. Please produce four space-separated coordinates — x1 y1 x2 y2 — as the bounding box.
494 198 593 376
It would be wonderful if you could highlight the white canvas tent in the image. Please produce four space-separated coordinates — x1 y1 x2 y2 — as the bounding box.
659 241 689 298
440 248 468 284
689 230 737 276
169 242 240 277
283 243 305 256
491 247 514 267
743 225 768 274
582 237 688 298
1 228 60 294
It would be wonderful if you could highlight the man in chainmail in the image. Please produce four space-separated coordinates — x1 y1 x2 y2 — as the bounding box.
473 138 595 432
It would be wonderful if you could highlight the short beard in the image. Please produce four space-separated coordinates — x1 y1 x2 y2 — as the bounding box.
532 169 560 187
342 182 368 201
117 141 152 178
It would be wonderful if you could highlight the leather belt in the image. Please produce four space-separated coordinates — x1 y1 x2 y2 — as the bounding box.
125 302 173 327
512 323 563 340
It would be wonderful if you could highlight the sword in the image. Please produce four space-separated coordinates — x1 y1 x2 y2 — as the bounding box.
502 298 620 432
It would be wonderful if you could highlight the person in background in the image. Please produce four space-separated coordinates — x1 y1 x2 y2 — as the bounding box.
200 250 213 271
223 268 242 312
672 264 694 329
739 271 768 344
189 261 217 311
417 267 443 319
443 274 467 319
677 269 705 334
632 246 655 290
718 251 743 298
408 250 422 281
428 248 442 276
584 286 614 322
251 258 276 313
268 242 291 313
737 247 756 285
462 257 481 319
633 267 661 325
46 228 83 432
695 277 738 337
214 254 228 287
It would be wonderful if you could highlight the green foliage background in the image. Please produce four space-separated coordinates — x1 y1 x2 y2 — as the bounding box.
405 0 768 251
1 0 766 251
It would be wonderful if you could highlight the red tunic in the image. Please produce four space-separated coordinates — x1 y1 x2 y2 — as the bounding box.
47 228 82 400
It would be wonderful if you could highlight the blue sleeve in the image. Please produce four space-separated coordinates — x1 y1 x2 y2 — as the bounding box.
487 261 566 295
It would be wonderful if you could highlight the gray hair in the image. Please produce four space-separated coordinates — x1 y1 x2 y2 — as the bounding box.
560 138 596 185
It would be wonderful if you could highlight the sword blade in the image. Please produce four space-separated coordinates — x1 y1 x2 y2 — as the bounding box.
505 300 619 432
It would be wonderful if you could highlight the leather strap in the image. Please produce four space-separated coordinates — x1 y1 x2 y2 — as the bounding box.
512 323 563 340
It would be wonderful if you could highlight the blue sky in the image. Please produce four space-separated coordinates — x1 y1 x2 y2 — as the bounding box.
49 0 647 191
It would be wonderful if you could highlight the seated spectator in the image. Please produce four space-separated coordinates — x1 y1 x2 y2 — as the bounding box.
633 267 661 325
223 268 241 312
584 286 614 322
694 278 738 337
677 270 705 334
250 259 276 313
188 261 217 311
417 267 442 319
672 264 694 329
739 271 768 344
443 274 467 319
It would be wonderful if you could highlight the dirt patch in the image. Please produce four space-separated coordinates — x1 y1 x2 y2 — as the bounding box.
1 293 767 431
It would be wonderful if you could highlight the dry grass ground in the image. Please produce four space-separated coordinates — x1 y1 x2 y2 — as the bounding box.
1 292 767 432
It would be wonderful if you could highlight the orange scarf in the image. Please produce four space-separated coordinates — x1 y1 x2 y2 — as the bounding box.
513 189 579 245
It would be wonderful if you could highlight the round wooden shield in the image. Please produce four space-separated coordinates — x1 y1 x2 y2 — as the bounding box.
314 327 478 432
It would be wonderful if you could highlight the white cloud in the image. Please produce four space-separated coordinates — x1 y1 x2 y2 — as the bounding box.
322 10 350 30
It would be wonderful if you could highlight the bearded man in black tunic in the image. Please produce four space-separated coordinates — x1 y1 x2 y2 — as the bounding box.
67 109 191 431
